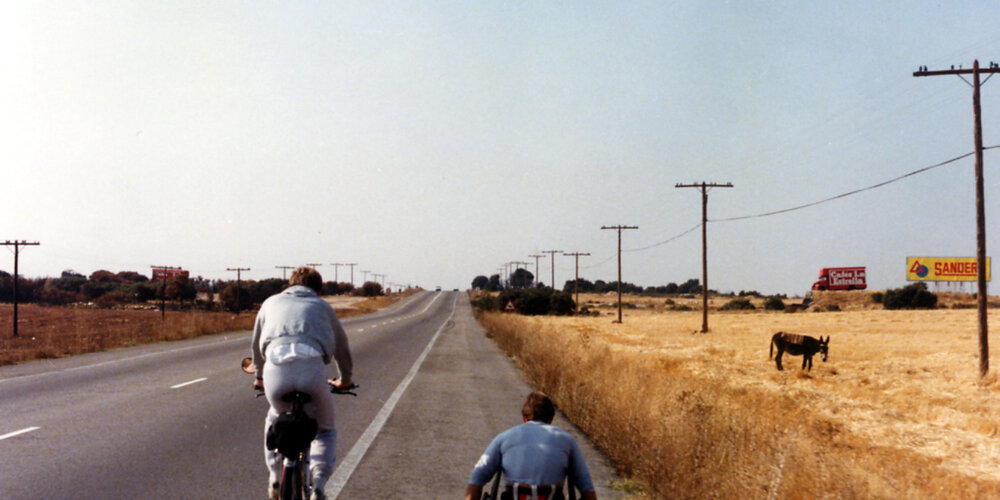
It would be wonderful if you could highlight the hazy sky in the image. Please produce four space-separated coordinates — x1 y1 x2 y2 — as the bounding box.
4 1 1000 295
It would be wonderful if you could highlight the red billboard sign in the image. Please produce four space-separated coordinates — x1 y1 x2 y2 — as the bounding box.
151 268 189 281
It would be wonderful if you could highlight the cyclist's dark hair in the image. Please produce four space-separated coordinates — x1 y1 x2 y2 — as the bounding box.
521 391 556 423
289 267 323 294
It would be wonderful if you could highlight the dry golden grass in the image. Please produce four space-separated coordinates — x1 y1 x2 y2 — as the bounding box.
477 292 1000 499
0 291 414 365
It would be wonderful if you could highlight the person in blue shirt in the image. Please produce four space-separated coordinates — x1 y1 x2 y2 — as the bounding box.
466 391 598 500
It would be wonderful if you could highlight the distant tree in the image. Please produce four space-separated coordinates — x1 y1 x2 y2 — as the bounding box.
81 282 112 300
249 278 287 303
764 296 786 310
130 282 158 302
678 279 701 294
89 270 119 284
487 274 502 291
720 298 755 310
164 274 197 304
510 268 534 288
471 275 490 290
49 274 87 293
220 283 252 311
116 271 148 282
361 281 383 297
563 278 594 294
883 283 938 309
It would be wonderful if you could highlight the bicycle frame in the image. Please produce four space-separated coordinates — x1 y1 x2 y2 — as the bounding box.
275 391 313 500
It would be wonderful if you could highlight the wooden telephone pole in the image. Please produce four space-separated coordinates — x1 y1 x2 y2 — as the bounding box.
676 182 733 333
601 226 637 323
542 250 562 289
529 254 544 288
275 265 295 280
915 60 1000 377
227 267 250 312
330 263 345 282
4 240 40 337
564 252 590 310
346 263 358 287
151 265 182 320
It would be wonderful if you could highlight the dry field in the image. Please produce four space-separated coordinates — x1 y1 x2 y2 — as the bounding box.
476 291 1000 499
0 291 413 366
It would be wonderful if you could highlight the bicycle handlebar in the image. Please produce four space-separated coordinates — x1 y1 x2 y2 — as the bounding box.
253 384 359 397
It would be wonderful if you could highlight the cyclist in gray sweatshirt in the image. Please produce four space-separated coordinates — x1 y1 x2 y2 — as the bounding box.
252 267 353 500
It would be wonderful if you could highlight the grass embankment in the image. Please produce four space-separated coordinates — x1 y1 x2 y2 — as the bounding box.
0 291 413 366
476 293 1000 499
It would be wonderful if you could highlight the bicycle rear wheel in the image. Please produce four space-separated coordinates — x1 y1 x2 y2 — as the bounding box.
280 462 305 500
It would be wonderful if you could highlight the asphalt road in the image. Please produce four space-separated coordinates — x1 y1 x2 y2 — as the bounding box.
0 291 620 499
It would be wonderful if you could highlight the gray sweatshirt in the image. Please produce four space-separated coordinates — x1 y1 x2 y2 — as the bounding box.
251 285 353 382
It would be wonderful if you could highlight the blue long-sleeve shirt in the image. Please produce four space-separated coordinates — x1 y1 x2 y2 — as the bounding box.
469 421 595 492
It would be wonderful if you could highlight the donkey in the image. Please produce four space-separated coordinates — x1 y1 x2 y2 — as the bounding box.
770 332 829 371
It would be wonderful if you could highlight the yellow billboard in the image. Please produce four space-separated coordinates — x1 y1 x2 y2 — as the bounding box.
907 257 991 282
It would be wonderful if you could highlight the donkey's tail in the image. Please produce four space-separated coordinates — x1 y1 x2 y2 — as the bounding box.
769 337 774 359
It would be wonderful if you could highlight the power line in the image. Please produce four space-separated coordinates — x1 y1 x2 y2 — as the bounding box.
581 145 1000 269
712 146 1000 223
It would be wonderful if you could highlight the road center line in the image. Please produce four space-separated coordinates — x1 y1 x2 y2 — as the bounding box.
0 426 40 441
326 294 457 499
170 377 207 389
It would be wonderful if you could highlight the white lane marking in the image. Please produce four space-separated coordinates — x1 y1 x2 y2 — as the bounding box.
0 335 249 384
0 426 40 441
170 377 208 389
327 294 457 499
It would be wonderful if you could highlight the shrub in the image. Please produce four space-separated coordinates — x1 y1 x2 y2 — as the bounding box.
720 298 755 311
360 281 383 297
94 291 133 307
763 296 786 311
497 288 575 316
871 292 884 304
473 294 498 312
882 283 938 310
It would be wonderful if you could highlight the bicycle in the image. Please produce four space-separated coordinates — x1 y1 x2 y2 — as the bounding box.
242 357 357 500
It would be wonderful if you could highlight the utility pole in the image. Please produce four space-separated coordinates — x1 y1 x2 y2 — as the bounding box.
330 263 344 282
529 254 544 288
601 226 637 323
361 270 370 284
305 263 322 270
676 182 733 333
542 250 562 289
226 267 250 312
4 240 39 337
346 263 358 287
276 265 295 280
915 60 1000 377
151 265 181 320
564 252 590 311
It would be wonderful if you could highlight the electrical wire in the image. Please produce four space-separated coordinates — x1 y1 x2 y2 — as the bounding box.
711 145 999 222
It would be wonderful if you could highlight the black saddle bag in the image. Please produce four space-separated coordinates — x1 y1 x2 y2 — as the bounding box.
266 410 318 457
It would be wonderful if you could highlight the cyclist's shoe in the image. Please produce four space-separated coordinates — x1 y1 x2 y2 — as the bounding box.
309 488 325 500
268 482 280 500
